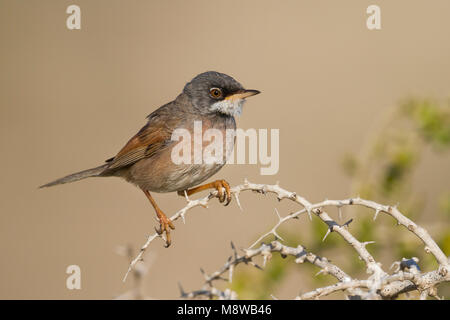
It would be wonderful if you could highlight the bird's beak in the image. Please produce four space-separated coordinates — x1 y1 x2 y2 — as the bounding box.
225 89 261 101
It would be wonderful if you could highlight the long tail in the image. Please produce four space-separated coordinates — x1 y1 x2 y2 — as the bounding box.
39 164 109 188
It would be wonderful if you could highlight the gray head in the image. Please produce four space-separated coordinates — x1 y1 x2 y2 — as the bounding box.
183 71 260 117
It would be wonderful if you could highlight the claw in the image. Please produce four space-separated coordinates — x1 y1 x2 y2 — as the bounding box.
164 231 171 248
213 180 231 206
224 184 232 206
216 184 225 203
156 210 175 248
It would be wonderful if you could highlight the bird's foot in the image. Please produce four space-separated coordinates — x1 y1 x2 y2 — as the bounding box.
212 179 232 206
177 179 232 206
155 210 175 248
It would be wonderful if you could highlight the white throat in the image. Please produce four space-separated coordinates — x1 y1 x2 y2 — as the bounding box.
210 99 245 117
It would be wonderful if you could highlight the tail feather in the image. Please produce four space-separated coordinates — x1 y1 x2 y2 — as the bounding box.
39 164 109 188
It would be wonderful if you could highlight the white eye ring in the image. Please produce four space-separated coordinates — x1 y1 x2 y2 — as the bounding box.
209 87 223 99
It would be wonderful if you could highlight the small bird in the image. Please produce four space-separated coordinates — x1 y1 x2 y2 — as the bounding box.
40 71 260 247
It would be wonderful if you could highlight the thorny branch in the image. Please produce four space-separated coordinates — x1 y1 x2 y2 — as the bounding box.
115 245 155 300
124 180 450 300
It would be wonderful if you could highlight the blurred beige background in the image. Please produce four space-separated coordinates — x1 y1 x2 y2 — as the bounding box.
0 0 449 299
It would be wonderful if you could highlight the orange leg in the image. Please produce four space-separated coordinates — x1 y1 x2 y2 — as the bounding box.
178 179 232 206
142 189 175 247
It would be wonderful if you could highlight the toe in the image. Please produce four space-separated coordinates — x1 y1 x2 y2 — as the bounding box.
215 182 225 202
163 222 172 247
224 193 232 206
165 235 171 248
222 180 232 206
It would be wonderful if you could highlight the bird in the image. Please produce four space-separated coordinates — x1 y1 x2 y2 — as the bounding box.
40 71 260 247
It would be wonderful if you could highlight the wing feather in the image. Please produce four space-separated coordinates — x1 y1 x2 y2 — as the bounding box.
105 98 188 171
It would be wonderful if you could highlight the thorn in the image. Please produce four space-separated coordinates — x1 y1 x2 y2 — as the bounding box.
338 206 343 222
234 193 243 211
272 230 285 242
183 190 190 202
373 209 380 221
231 241 239 260
315 269 326 276
322 228 332 242
274 208 282 220
342 218 353 228
251 262 264 270
178 282 186 296
306 207 312 221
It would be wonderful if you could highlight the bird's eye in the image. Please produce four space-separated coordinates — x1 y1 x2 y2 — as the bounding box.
209 88 223 99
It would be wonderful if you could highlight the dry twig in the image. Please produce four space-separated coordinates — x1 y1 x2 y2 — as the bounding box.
124 180 449 300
